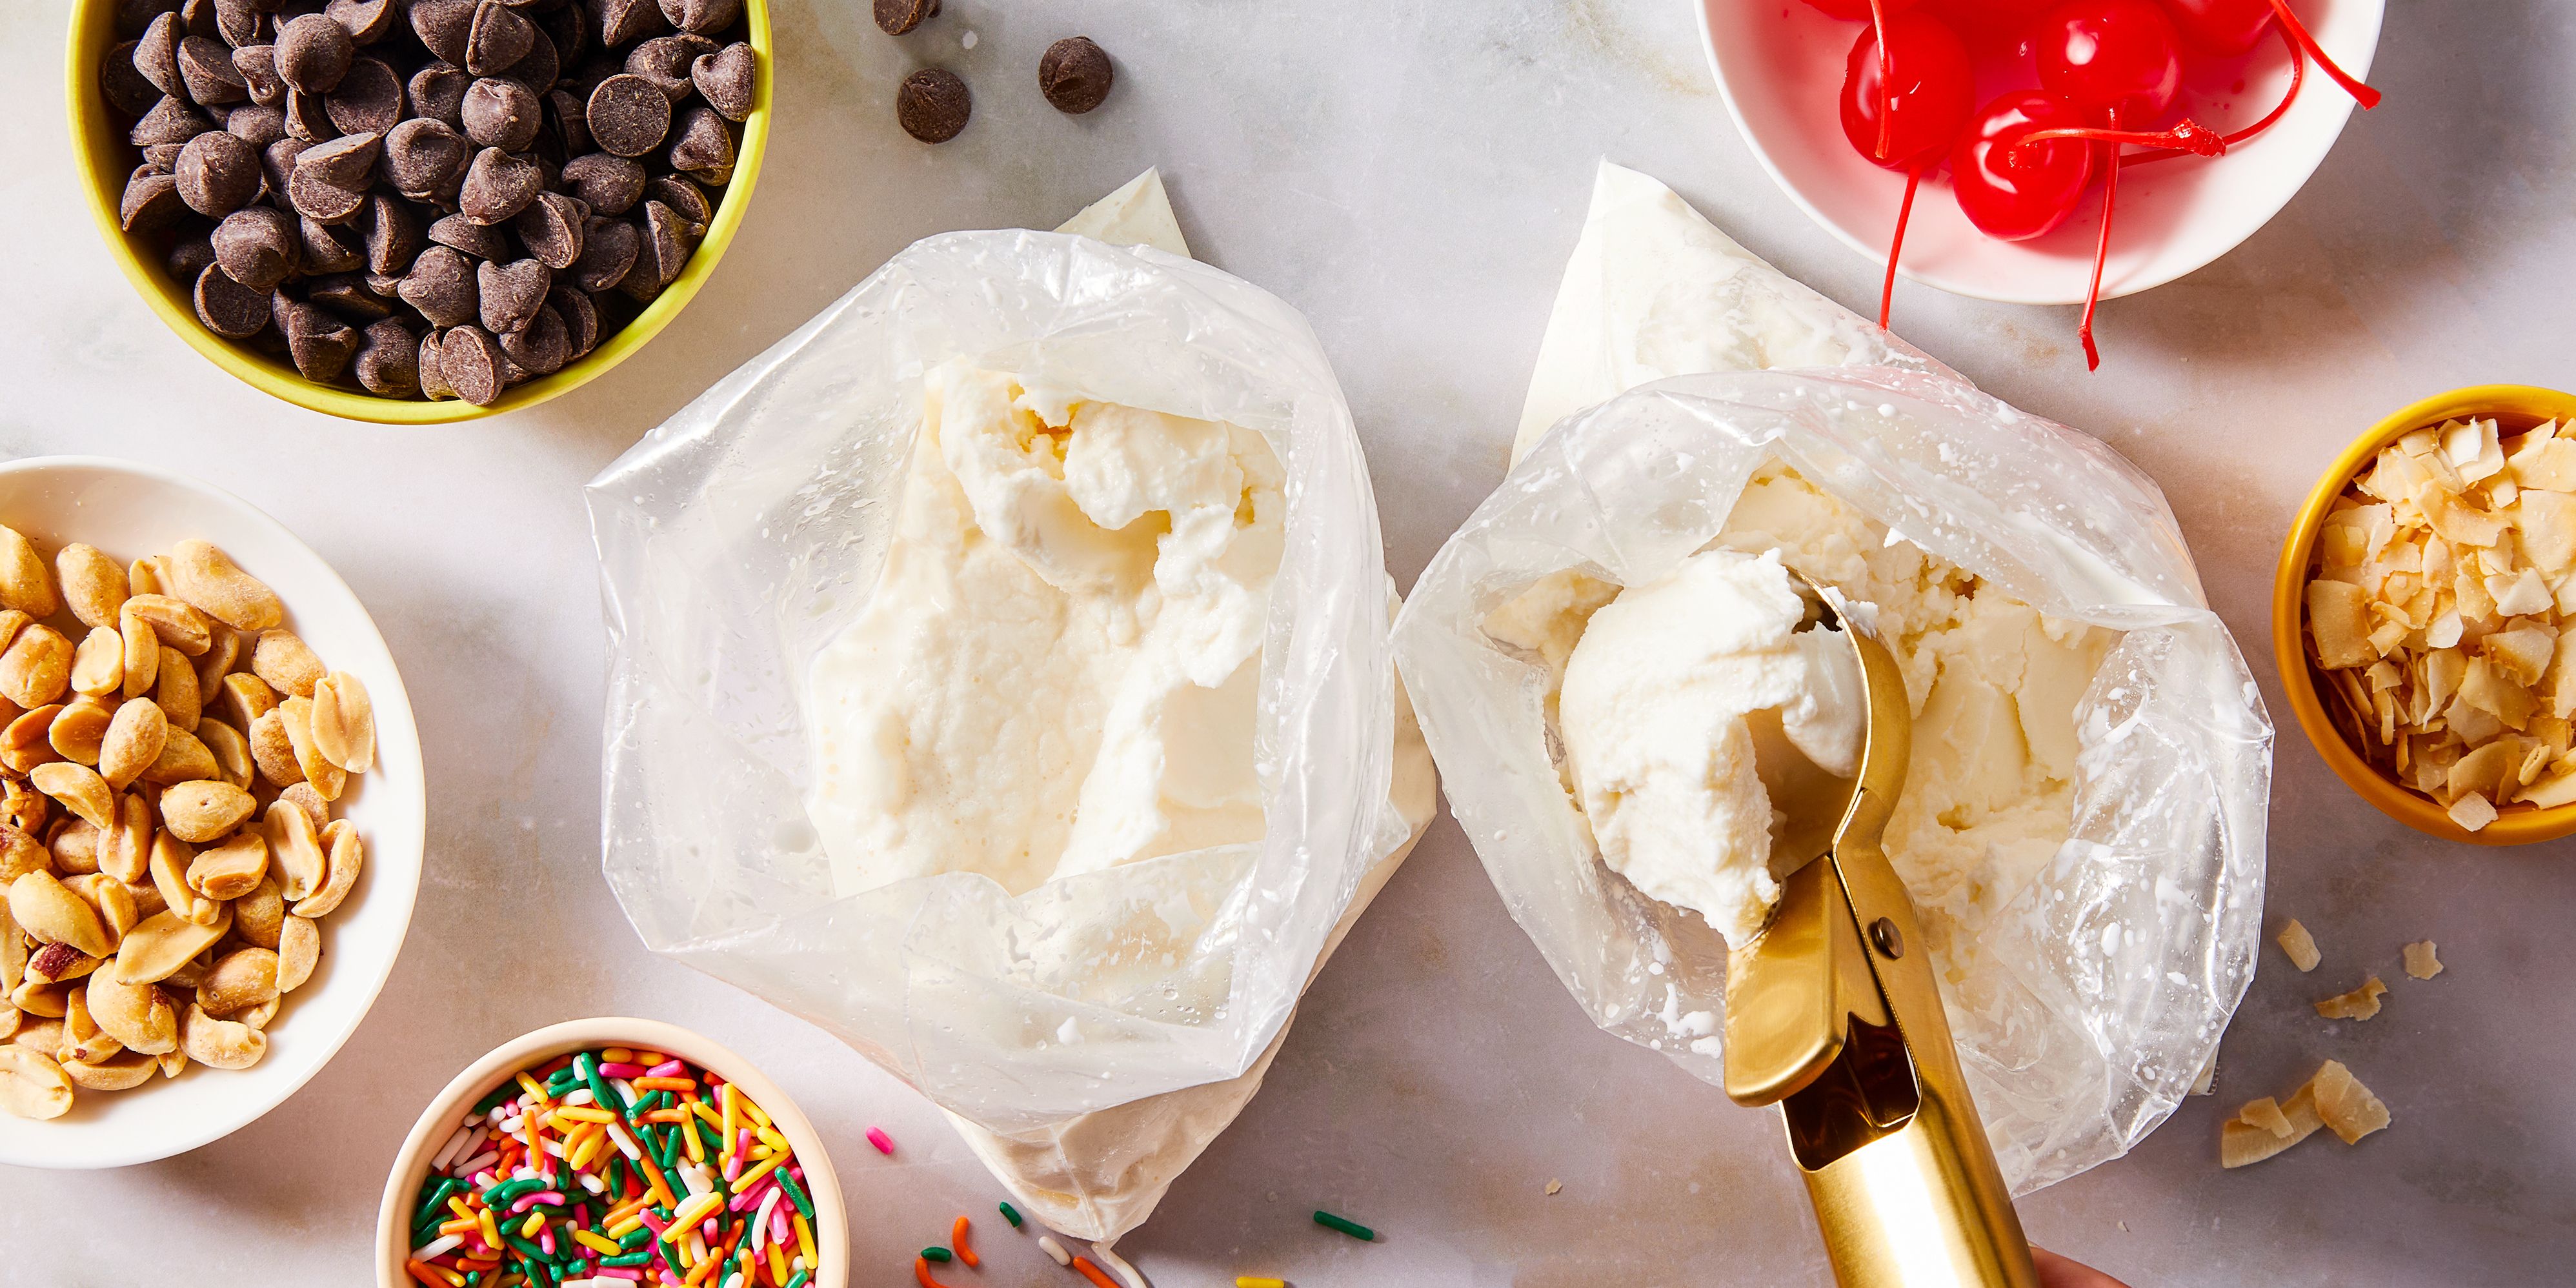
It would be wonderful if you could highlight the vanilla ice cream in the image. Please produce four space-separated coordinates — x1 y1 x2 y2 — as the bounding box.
805 357 1283 897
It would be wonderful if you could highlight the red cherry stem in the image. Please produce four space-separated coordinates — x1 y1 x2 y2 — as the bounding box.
1878 163 1923 329
2023 118 2229 156
2078 141 2119 371
2123 25 2304 166
1867 0 1897 161
2266 0 2380 109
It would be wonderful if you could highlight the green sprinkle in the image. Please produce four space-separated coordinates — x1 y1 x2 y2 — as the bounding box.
999 1200 1022 1227
783 1273 810 1288
503 1230 550 1262
485 1178 547 1207
619 1224 654 1249
600 1252 652 1268
1314 1209 1376 1242
921 1247 952 1263
775 1164 814 1220
414 1176 465 1223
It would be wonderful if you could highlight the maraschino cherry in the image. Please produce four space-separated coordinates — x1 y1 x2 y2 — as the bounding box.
1838 9 1974 328
2154 0 2380 106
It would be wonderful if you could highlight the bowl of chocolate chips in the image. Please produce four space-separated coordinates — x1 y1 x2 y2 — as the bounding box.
68 0 769 421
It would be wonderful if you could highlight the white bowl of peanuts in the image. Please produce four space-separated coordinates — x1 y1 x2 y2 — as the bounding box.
0 456 422 1166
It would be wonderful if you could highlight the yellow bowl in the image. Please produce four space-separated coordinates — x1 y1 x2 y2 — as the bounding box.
64 0 770 424
2272 383 2576 845
374 1017 847 1288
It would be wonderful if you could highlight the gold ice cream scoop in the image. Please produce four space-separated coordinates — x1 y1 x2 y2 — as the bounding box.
1722 572 2037 1288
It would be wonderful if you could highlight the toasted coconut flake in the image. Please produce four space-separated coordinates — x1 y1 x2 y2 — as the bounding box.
2314 975 2388 1021
2276 919 2321 972
2402 940 2442 980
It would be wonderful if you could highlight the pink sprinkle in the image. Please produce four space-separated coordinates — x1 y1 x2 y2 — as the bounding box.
865 1128 894 1155
701 1217 719 1240
510 1191 564 1214
648 1061 686 1078
598 1271 645 1283
727 1174 776 1213
769 1205 790 1242
659 1273 683 1288
599 1062 648 1078
637 1210 669 1235
538 1229 556 1255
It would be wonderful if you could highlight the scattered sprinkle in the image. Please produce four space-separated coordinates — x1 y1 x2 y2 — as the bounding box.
2402 940 2443 980
868 1127 897 1155
1071 1255 1122 1288
1313 1210 1375 1242
1039 1235 1072 1266
921 1246 952 1263
952 1215 978 1267
1544 1179 1562 1196
1237 1279 1287 1288
1000 1201 1023 1228
916 1255 957 1288
1092 1243 1147 1288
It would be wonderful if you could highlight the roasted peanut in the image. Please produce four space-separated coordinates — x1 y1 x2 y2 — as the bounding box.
126 555 167 598
1 703 62 774
233 995 279 1031
123 876 164 921
61 985 121 1063
112 904 230 985
309 670 376 774
155 644 201 733
121 595 212 657
248 708 301 788
264 801 327 902
0 823 46 883
30 761 116 830
0 900 21 991
101 793 150 884
156 1048 185 1078
141 725 217 787
194 625 239 696
277 697 343 801
252 631 323 699
221 671 276 729
0 1002 16 1041
178 1001 264 1071
97 697 167 790
12 1015 63 1058
185 832 267 902
0 1043 74 1118
162 947 213 990
55 544 127 631
1 775 46 833
85 969 176 1056
234 877 283 949
24 940 96 987
0 610 29 658
0 526 57 620
48 695 113 765
158 781 254 843
276 914 317 992
46 816 99 876
196 947 278 1016
0 623 73 709
118 606 158 699
10 871 110 958
10 979 68 1018
278 783 328 833
167 541 284 633
148 830 215 927
294 820 361 918
69 627 123 698
61 1047 157 1090
198 718 252 790
61 873 136 943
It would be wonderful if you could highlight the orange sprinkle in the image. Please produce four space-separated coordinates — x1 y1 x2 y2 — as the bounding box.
634 1076 698 1092
1070 1256 1121 1288
914 1257 958 1288
952 1215 978 1268
402 1261 449 1288
684 1247 722 1285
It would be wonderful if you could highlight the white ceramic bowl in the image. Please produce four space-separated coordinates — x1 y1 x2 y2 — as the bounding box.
0 457 423 1169
1697 0 2384 304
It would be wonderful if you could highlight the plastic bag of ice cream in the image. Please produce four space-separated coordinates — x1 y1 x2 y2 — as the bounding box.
1392 163 2271 1195
587 173 1434 1245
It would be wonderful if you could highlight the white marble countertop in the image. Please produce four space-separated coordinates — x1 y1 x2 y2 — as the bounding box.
4 0 2573 1282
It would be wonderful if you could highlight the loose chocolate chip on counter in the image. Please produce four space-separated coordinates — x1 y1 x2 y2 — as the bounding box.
131 96 214 146
572 214 636 290
397 244 479 327
119 166 189 232
362 192 422 274
548 283 599 358
873 0 937 37
283 88 337 142
665 103 732 183
895 67 968 144
464 0 535 75
300 214 367 272
656 0 737 37
226 102 286 145
353 317 419 393
103 43 166 116
427 210 510 259
643 172 707 227
287 164 368 222
119 0 182 39
560 152 643 215
325 0 400 45
461 75 541 150
194 263 274 337
308 272 394 320
439 324 507 404
325 56 403 134
232 43 284 105
596 0 669 50
279 298 362 379
458 146 543 223
1038 37 1112 114
408 61 470 125
382 117 470 198
543 88 591 155
177 34 250 103
690 42 753 121
274 12 352 91
410 0 476 64
168 234 217 281
294 127 381 188
513 190 588 268
499 302 570 374
585 74 670 157
212 205 298 290
134 13 184 96
476 256 550 332
625 35 707 101
174 129 262 215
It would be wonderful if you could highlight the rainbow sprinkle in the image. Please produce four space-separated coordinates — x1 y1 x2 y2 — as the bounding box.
867 1127 896 1155
404 1046 820 1288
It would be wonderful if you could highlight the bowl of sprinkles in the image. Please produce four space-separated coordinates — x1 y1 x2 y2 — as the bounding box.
375 1017 844 1288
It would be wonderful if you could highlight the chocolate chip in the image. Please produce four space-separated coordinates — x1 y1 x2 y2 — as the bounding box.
543 88 590 155
548 283 598 358
872 0 936 37
308 271 393 320
226 101 285 145
324 0 399 45
279 297 361 379
503 28 559 91
405 61 467 126
177 0 216 42
499 302 569 374
194 264 273 337
417 328 454 398
596 0 667 49
208 0 262 48
410 0 476 63
895 67 967 144
476 256 550 332
655 0 735 37
143 142 186 170
381 117 470 198
571 214 636 290
643 172 706 226
465 0 534 75
119 166 189 232
461 75 541 150
325 55 401 134
175 129 261 214
439 324 507 404
665 103 730 182
536 1 587 68
513 190 587 268
585 74 669 157
134 13 183 96
690 42 752 121
559 152 642 214
363 191 421 274
118 0 181 39
428 210 510 259
232 43 284 105
299 214 366 272
398 244 479 326
261 134 305 190
353 317 419 393
283 87 337 141
458 146 542 223
131 95 214 146
168 234 217 281
1038 37 1112 115
634 197 694 286
212 205 297 290
623 35 704 101
287 164 366 221
177 34 250 103
273 12 351 91
565 52 620 99
294 127 379 188
102 43 165 116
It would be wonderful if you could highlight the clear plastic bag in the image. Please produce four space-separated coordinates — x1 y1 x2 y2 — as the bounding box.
1393 367 2273 1192
587 228 1422 1239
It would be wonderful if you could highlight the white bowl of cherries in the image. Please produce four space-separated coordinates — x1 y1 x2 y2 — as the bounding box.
1698 0 2384 365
